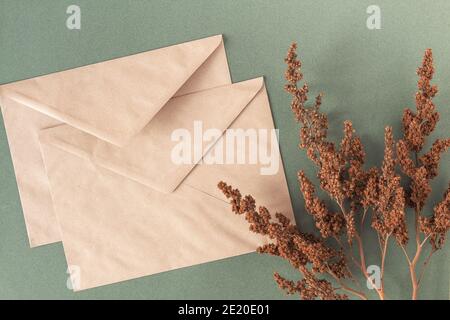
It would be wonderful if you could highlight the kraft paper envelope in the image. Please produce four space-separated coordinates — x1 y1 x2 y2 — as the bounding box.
0 35 294 290
0 35 232 246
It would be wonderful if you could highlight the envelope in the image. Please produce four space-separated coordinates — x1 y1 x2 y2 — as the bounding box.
1 34 232 247
0 35 294 290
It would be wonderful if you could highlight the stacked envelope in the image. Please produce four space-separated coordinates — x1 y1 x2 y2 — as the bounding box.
0 35 294 291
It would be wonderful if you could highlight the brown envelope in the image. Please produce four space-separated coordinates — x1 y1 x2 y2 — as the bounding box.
0 35 231 246
0 35 294 290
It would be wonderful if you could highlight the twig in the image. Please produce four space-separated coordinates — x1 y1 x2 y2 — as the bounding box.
417 249 435 286
380 233 391 293
338 203 385 299
400 244 411 264
327 267 368 300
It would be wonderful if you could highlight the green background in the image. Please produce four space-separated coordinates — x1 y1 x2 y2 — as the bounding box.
0 0 449 299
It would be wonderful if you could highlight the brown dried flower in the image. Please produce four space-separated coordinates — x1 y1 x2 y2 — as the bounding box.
371 127 408 245
218 44 449 300
297 170 345 238
419 184 450 250
419 138 450 180
218 181 355 300
402 49 439 152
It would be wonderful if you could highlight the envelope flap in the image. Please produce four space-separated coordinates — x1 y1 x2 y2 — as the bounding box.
39 78 264 193
0 35 224 146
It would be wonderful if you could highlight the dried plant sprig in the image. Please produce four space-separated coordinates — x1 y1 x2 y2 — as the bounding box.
394 48 450 299
371 127 408 246
218 43 449 300
218 181 365 300
402 49 439 153
286 42 387 299
419 184 450 250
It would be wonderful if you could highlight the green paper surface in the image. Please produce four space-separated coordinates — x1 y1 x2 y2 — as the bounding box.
0 0 448 299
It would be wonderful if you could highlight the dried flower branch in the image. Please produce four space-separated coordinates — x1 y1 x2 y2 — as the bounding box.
394 48 450 299
218 181 364 300
218 43 449 300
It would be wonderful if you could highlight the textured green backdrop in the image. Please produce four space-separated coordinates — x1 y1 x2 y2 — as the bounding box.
0 0 449 299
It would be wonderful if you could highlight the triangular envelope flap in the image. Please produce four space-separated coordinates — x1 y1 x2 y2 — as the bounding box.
39 78 264 193
0 35 223 146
